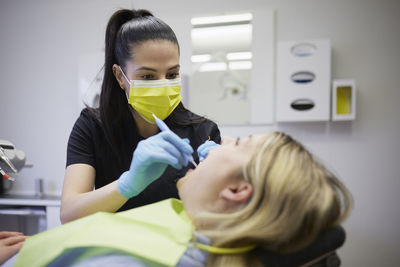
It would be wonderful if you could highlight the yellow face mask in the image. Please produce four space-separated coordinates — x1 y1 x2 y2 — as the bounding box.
120 67 182 123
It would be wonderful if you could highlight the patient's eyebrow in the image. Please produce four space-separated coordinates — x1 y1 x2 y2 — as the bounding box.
236 135 252 146
246 135 253 144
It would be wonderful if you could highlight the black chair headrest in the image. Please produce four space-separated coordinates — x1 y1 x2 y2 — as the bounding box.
254 225 346 267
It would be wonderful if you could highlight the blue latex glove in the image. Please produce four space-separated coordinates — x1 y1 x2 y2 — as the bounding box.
117 130 193 198
197 140 220 161
153 114 197 167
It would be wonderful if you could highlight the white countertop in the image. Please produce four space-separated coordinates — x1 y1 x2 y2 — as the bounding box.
0 194 61 206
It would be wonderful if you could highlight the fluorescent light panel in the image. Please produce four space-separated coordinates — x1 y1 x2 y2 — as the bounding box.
226 52 252 60
199 62 227 72
229 61 252 70
191 13 253 26
191 54 212 63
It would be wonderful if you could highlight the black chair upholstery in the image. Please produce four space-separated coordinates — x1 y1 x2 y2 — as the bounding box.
256 225 346 267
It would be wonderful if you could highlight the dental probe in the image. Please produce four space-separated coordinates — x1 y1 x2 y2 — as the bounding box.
152 114 198 167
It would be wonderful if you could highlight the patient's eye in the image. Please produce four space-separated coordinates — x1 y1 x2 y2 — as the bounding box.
235 137 240 146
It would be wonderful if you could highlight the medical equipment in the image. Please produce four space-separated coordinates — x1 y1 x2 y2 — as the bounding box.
0 145 18 174
152 114 197 167
0 166 14 181
0 140 29 193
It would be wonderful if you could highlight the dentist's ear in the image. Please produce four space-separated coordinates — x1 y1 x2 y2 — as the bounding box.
220 180 253 203
112 64 128 91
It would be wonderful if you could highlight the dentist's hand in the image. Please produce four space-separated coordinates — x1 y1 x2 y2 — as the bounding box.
117 131 193 199
197 140 220 161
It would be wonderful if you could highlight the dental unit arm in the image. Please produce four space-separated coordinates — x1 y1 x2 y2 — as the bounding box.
0 140 30 181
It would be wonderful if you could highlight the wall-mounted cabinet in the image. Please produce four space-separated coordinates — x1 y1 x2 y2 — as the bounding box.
276 39 331 122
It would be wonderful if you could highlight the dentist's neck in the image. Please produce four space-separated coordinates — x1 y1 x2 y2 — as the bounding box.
130 108 159 138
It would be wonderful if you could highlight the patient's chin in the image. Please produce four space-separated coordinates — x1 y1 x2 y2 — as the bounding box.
176 169 194 194
176 168 194 191
176 174 186 190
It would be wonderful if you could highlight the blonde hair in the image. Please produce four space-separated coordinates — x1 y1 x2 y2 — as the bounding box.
197 132 353 267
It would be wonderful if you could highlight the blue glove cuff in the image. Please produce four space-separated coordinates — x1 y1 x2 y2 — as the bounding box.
117 171 141 199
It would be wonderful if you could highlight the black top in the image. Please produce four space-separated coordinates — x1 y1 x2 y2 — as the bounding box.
66 108 221 211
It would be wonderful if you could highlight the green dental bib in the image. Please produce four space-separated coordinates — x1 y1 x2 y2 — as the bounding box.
15 199 194 267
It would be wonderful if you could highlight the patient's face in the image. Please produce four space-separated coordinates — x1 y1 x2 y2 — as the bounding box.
177 134 268 221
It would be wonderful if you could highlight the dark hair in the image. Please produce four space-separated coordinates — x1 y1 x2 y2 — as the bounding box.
96 9 204 160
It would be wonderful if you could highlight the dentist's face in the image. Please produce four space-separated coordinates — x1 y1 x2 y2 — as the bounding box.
121 39 180 88
112 39 180 125
177 134 268 220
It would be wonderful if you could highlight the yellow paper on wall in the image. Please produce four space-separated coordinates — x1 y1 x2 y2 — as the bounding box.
337 86 352 115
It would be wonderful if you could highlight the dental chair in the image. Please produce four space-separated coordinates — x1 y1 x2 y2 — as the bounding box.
256 225 346 267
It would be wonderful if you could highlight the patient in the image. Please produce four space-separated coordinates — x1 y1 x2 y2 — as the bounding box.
15 132 352 267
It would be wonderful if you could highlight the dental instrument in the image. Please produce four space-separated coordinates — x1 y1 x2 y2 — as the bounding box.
0 165 14 181
0 146 18 173
152 114 198 167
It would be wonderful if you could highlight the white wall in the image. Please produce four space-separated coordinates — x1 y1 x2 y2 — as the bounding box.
0 0 399 266
0 0 132 194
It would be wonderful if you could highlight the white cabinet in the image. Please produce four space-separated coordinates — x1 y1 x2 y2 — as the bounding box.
276 39 331 122
0 194 61 234
0 195 61 267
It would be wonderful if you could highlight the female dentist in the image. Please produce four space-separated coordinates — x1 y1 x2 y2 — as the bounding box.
60 9 221 223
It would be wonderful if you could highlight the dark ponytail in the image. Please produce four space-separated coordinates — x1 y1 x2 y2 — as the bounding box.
97 9 134 163
97 9 203 163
